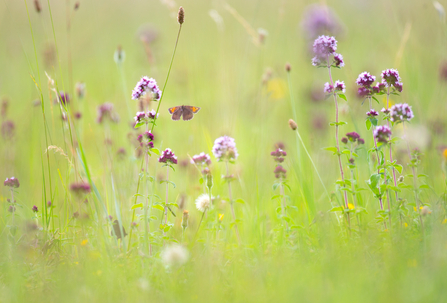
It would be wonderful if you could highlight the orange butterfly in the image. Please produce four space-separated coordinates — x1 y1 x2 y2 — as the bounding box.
168 105 201 121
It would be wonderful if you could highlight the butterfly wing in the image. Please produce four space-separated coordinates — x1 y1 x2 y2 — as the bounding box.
169 106 182 121
182 106 200 121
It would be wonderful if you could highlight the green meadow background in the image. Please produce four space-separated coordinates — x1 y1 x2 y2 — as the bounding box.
1 0 447 302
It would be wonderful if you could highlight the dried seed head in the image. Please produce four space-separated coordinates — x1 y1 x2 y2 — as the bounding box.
285 63 291 72
288 119 297 130
177 6 185 24
182 210 189 229
74 1 80 10
398 175 404 183
34 0 41 13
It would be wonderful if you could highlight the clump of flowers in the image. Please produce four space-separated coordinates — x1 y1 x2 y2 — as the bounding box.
97 103 119 123
374 125 392 143
131 76 162 101
191 152 212 166
367 110 379 117
159 148 178 165
271 148 286 163
212 136 238 162
70 182 91 195
161 244 189 267
134 109 158 125
390 103 414 123
137 131 154 148
1 120 15 140
356 71 376 97
4 177 20 188
274 165 287 179
32 205 38 213
56 92 70 105
311 35 343 68
381 68 403 92
301 4 343 39
195 193 214 212
343 132 365 145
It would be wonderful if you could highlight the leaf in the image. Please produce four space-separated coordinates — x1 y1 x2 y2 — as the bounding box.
152 204 164 211
235 198 245 204
271 194 282 200
272 183 280 191
393 164 403 174
419 184 430 189
134 121 145 129
324 146 339 153
418 174 429 178
150 148 160 156
131 203 144 210
338 94 348 101
372 96 380 104
342 150 351 155
329 206 344 212
365 119 372 130
199 177 204 185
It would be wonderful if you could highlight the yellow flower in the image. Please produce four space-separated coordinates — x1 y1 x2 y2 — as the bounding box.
443 148 447 160
348 203 355 210
404 222 408 228
81 239 88 246
265 78 286 100
442 218 447 224
218 214 224 222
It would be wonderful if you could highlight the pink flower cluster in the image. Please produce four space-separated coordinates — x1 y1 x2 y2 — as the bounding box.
4 177 19 188
159 148 178 165
131 76 162 100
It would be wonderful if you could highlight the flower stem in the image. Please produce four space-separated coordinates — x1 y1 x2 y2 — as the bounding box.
226 161 241 245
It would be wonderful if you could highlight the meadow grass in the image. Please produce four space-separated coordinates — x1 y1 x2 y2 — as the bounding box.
1 0 447 302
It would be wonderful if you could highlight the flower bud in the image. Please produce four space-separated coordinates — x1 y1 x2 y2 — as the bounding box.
206 173 213 190
177 6 185 24
288 119 297 130
285 63 291 72
182 210 189 229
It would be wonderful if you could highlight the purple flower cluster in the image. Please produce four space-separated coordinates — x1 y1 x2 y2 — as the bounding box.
356 72 376 97
1 120 15 140
342 132 364 145
381 69 402 92
311 35 343 67
390 103 414 123
137 131 154 148
274 165 287 179
159 148 178 165
367 110 379 117
32 205 38 213
212 136 238 162
301 4 343 39
374 125 392 143
324 82 334 93
97 103 119 123
324 80 345 94
134 109 158 124
4 177 20 188
372 82 386 94
58 92 70 105
191 152 212 166
131 76 162 101
70 182 91 195
271 148 287 163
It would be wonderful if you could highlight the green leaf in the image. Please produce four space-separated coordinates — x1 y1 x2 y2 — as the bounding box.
419 184 430 189
152 204 164 211
272 183 280 191
134 121 146 129
372 96 380 104
338 94 347 101
365 119 372 130
131 203 144 210
150 148 160 156
393 164 403 174
329 206 344 212
324 146 339 153
342 150 351 155
199 177 204 185
271 194 282 200
235 198 245 204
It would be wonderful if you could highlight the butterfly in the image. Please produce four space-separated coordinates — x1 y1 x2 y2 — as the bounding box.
168 105 201 121
111 220 127 239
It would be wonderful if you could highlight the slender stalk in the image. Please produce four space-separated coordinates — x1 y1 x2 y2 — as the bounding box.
226 161 241 244
326 60 350 227
164 166 170 227
151 24 183 133
127 157 145 252
386 87 399 202
279 181 288 231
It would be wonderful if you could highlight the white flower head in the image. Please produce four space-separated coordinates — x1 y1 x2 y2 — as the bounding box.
161 244 189 267
195 193 214 212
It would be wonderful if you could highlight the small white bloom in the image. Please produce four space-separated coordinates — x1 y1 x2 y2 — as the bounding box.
195 193 214 212
161 244 189 267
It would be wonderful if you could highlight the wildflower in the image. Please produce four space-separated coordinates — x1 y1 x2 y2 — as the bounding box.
4 177 19 188
334 80 346 93
177 6 185 24
75 82 86 99
367 110 379 117
158 148 178 164
134 109 158 124
258 28 268 45
341 137 348 144
358 138 365 145
374 125 392 143
274 165 287 179
70 182 91 195
313 35 337 57
161 244 189 267
372 82 386 94
381 107 390 115
195 193 213 212
131 76 162 101
324 82 334 93
114 45 125 64
1 120 15 140
356 71 376 88
137 131 155 148
212 136 238 162
421 206 431 216
58 92 70 105
346 131 361 142
288 119 298 130
333 53 344 67
47 201 52 208
381 68 401 86
271 148 287 163
300 4 343 39
191 152 212 166
81 239 88 246
285 63 291 72
218 213 224 222
181 210 189 229
357 87 372 98
32 205 38 213
97 103 119 123
74 112 82 120
390 103 414 123
8 205 15 213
